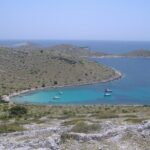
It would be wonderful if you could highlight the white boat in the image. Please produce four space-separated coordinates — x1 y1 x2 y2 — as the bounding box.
104 88 112 93
53 96 60 100
104 93 112 96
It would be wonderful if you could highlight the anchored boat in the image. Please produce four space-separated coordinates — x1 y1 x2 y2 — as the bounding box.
104 88 112 93
58 91 63 95
53 96 60 100
104 88 112 96
104 93 112 96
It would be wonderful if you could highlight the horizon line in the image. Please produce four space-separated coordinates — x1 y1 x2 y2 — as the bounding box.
0 39 150 42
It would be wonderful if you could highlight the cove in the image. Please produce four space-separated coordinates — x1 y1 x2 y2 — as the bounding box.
11 58 150 105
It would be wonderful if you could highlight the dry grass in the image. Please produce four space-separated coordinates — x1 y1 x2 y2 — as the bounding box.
71 121 100 133
0 104 149 133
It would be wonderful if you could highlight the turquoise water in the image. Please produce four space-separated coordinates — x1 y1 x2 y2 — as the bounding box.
11 58 150 105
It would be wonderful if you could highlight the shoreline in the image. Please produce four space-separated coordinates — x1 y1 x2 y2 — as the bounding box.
2 68 122 102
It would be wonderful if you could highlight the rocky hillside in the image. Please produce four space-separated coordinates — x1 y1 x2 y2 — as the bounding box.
44 44 108 57
0 105 149 150
0 46 119 96
12 43 107 57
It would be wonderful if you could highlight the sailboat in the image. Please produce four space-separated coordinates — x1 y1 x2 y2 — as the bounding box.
104 88 112 96
53 96 60 100
104 88 112 93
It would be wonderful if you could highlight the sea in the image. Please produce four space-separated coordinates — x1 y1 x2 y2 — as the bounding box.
1 40 150 105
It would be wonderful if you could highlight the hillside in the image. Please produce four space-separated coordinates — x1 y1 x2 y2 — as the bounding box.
44 44 108 57
12 43 108 57
0 46 120 96
0 105 149 149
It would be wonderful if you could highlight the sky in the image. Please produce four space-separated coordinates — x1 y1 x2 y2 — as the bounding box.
0 0 150 41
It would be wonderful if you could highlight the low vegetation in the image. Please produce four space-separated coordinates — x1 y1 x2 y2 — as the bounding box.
9 105 27 117
0 104 149 133
124 118 146 124
71 121 100 133
0 122 24 133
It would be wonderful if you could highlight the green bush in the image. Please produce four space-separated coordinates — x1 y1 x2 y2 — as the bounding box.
63 110 76 117
9 105 27 116
54 81 58 85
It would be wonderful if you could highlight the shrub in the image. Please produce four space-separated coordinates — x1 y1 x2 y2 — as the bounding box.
42 83 45 87
9 106 27 116
122 109 128 113
78 78 81 82
71 121 99 133
54 81 58 85
125 118 145 124
61 133 75 143
0 123 24 133
40 50 43 53
63 110 76 117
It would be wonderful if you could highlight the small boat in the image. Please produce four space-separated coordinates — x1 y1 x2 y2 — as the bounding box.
53 96 60 100
58 91 63 95
104 93 112 96
104 88 112 93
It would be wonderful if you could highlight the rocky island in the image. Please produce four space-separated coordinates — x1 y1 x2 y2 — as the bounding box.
121 49 150 57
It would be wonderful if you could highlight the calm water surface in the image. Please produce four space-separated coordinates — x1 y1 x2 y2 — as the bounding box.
11 58 150 105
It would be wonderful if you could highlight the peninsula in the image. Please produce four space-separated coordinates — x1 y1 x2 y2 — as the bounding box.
0 44 121 98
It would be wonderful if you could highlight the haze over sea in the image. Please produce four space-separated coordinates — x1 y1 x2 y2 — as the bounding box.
1 40 150 54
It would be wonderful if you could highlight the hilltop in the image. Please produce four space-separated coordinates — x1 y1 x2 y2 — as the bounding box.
12 43 108 57
44 44 108 57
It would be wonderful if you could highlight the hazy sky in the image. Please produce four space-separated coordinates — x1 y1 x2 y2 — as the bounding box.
0 0 150 41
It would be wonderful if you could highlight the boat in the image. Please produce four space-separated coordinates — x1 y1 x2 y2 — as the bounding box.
58 91 63 95
53 96 60 100
104 88 112 93
104 93 112 96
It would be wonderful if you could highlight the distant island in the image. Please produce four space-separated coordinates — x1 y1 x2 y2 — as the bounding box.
0 44 121 99
121 49 150 57
90 49 150 58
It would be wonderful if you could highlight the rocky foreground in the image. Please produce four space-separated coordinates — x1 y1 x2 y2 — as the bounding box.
0 119 149 150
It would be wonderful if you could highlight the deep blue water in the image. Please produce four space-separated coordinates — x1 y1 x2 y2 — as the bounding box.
1 40 150 54
11 58 150 105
